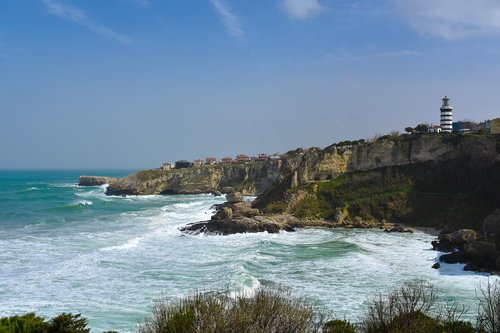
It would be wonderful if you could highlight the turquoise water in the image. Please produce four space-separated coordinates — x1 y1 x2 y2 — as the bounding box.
0 170 495 332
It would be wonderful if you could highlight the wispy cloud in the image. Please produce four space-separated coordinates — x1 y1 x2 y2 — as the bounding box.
281 0 325 19
395 0 500 39
209 0 244 39
41 0 132 44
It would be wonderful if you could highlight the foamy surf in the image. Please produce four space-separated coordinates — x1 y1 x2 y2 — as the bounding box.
1 170 498 332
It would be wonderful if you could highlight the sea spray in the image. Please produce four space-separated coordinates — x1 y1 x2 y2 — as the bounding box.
0 170 496 332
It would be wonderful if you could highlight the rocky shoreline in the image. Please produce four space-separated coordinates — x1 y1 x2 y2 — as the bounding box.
180 190 411 236
80 134 500 275
431 210 500 274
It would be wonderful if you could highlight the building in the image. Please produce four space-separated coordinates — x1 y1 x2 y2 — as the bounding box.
205 157 217 165
174 160 193 169
221 156 232 163
269 153 281 160
161 162 173 170
193 159 204 167
440 96 453 133
491 118 500 135
481 120 492 134
236 154 251 163
453 121 480 133
257 153 269 161
428 125 442 133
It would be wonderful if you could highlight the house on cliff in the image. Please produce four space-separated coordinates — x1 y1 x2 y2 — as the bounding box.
161 162 174 170
174 160 193 169
236 154 251 163
205 157 217 165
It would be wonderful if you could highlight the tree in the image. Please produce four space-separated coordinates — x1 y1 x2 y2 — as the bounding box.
415 124 429 133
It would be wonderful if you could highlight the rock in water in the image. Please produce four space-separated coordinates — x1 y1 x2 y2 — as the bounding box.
225 192 243 204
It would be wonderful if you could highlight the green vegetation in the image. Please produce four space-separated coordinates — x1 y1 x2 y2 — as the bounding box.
259 155 500 230
0 313 89 333
4 280 500 332
137 288 320 333
138 280 500 333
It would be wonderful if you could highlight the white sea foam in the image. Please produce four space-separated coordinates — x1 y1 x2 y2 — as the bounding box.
1 192 498 332
102 237 142 251
70 200 93 207
23 187 39 191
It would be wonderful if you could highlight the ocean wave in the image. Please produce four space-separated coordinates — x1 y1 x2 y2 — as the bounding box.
101 237 142 252
51 183 79 188
21 187 40 192
76 200 93 206
229 269 261 299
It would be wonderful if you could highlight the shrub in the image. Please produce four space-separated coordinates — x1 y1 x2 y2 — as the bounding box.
323 319 357 333
137 288 322 333
477 280 500 333
0 313 89 333
363 281 438 333
0 313 48 333
48 313 90 333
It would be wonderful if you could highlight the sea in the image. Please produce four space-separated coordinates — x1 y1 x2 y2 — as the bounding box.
0 170 496 332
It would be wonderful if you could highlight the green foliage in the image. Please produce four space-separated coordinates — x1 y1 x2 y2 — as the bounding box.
0 313 89 333
0 313 48 333
48 314 89 333
323 319 357 333
442 320 476 333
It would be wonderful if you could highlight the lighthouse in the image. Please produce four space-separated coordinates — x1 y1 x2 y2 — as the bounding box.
440 96 453 133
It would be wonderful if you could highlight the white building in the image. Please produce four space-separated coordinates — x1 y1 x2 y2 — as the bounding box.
428 125 442 133
440 96 453 133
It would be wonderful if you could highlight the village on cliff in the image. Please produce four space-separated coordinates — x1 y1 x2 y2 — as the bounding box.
160 96 500 171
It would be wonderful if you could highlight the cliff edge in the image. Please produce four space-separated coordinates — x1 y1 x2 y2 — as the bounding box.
253 134 500 231
105 160 283 196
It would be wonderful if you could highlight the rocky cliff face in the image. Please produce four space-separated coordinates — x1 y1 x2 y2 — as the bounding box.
105 161 283 196
79 176 118 186
253 134 500 231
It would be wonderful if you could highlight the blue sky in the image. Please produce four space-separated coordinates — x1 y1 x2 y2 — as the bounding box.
1 0 500 169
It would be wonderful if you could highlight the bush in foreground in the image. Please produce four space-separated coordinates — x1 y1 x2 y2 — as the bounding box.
137 288 322 333
0 313 89 333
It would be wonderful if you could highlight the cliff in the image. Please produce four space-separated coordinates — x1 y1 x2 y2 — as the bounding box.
105 160 282 196
253 134 500 231
79 176 118 186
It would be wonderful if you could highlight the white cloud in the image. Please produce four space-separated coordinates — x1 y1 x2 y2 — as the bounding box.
209 0 244 39
41 0 132 44
281 0 325 19
395 0 500 39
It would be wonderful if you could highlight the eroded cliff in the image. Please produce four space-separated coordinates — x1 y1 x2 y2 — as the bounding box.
105 161 282 196
253 134 500 231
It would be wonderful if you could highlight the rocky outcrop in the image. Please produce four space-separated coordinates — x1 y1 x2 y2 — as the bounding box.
79 176 117 186
105 161 282 196
254 135 500 232
181 190 326 235
432 228 500 273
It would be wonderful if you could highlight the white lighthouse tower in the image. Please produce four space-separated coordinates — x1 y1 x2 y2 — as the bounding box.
440 96 453 133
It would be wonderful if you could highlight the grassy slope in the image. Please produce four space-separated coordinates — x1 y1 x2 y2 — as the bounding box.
260 158 500 231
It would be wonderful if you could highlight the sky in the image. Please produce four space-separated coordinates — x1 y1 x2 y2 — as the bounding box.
1 0 500 169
